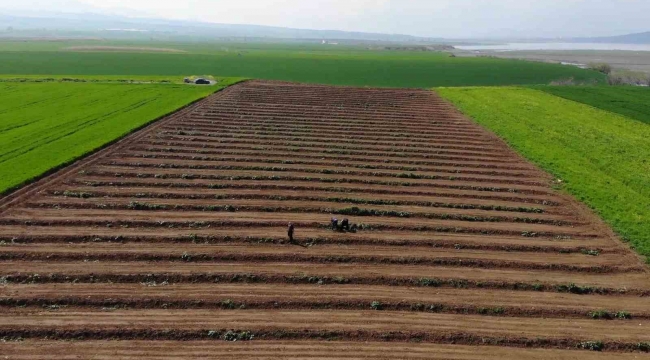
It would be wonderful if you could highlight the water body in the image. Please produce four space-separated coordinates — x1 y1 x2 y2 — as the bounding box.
456 43 650 52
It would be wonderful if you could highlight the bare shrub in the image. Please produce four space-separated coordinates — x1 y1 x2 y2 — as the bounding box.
549 77 576 86
607 74 625 85
607 70 650 86
549 77 599 86
589 63 612 75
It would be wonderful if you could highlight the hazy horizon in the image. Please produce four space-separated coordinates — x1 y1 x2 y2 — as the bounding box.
1 0 649 39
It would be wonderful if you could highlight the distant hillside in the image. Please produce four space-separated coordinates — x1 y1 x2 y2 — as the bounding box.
572 31 650 44
0 12 434 43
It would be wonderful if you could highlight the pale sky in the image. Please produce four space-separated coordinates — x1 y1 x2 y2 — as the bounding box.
1 0 649 38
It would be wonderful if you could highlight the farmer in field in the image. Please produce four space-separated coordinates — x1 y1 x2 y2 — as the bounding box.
331 217 338 231
341 218 350 232
288 223 295 244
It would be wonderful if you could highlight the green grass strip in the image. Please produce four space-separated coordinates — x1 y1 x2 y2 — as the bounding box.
436 87 650 260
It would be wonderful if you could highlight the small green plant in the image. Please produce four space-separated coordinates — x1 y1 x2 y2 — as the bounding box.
638 342 650 352
188 234 199 242
615 311 632 320
63 191 93 198
127 201 165 210
589 310 611 319
370 301 383 310
557 283 594 295
492 307 505 315
450 279 468 288
333 276 348 284
419 278 442 287
410 303 425 311
223 330 254 341
307 276 322 284
577 341 604 351
581 249 600 256
221 299 236 309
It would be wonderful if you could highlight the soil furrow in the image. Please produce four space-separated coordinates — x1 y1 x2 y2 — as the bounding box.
101 159 545 186
159 125 495 151
1 309 649 350
0 241 635 272
133 142 538 170
1 341 642 359
3 283 649 319
122 149 540 177
0 227 615 253
2 261 649 294
0 209 598 237
45 187 552 214
67 177 563 205
150 135 509 161
81 167 554 196
27 196 569 225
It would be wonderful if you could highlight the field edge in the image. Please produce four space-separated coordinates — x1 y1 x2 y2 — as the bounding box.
0 78 247 203
434 86 649 264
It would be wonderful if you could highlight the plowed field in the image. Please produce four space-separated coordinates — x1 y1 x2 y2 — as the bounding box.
1 81 649 358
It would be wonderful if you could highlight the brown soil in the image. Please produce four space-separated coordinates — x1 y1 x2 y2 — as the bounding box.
2 308 649 344
2 341 642 359
3 283 650 316
0 80 648 356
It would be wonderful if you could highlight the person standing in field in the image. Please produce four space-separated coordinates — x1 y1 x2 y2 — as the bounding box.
341 218 350 232
288 223 295 244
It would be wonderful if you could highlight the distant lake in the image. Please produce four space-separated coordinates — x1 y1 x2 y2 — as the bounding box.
455 43 650 52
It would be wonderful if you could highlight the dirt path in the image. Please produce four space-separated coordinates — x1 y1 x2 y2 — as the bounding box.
0 80 647 356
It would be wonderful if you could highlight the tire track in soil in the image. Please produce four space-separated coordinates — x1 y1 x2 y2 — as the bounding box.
0 80 648 355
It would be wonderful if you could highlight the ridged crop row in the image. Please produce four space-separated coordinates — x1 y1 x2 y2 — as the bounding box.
124 151 536 178
136 142 535 170
69 179 561 205
101 161 543 186
50 190 547 213
81 170 546 195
